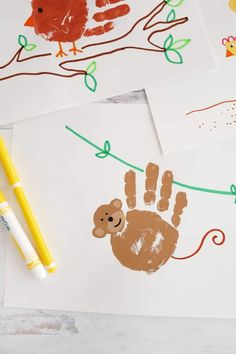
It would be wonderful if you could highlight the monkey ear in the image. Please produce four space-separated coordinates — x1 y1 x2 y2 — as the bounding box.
110 199 122 209
92 227 106 238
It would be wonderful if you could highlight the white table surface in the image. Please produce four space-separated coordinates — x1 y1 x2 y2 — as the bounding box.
0 90 236 354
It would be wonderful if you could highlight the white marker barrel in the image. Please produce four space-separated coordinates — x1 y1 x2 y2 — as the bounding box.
0 199 47 280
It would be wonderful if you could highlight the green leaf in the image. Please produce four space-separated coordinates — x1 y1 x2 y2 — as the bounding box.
86 61 97 75
95 140 111 158
230 184 236 203
84 73 97 93
18 34 28 48
24 43 37 51
171 38 191 50
166 0 185 7
164 49 183 64
104 140 111 154
166 9 176 22
95 151 109 159
164 34 174 50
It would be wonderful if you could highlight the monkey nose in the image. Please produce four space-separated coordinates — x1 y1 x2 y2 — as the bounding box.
108 217 113 222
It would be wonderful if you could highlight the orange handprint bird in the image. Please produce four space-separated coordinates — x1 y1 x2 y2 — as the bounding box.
24 0 130 58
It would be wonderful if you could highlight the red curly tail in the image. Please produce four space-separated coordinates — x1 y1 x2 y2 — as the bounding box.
171 229 226 261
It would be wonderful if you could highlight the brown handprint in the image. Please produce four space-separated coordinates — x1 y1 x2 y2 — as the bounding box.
92 163 188 273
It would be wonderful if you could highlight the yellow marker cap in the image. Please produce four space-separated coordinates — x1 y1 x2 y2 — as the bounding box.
0 137 20 186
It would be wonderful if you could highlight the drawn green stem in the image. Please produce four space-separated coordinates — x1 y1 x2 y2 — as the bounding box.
172 181 235 197
65 125 236 202
65 125 144 172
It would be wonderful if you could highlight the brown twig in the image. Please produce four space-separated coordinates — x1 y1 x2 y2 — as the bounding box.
81 0 167 50
143 1 168 30
148 17 189 48
0 46 86 82
149 17 189 34
60 46 165 69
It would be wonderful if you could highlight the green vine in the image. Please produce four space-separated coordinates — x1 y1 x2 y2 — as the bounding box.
65 125 144 172
65 126 236 204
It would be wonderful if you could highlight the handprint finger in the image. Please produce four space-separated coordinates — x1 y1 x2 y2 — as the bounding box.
171 192 188 228
144 163 159 205
157 170 173 212
124 170 136 209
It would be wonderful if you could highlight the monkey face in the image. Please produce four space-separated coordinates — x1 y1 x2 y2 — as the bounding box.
93 199 125 238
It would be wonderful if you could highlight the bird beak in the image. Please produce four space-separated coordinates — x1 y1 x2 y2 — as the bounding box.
226 49 234 57
24 15 34 27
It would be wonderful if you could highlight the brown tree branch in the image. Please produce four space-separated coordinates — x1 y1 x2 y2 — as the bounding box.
60 46 165 70
148 17 189 48
148 17 189 33
0 47 52 69
0 48 22 69
0 1 189 83
0 70 86 82
143 1 168 30
0 46 86 82
81 0 167 50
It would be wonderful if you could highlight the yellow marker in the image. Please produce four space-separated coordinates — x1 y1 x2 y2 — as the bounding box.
0 190 47 280
0 137 56 273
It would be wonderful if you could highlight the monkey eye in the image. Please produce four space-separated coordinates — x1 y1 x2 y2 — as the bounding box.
38 7 43 13
100 218 104 221
105 213 108 215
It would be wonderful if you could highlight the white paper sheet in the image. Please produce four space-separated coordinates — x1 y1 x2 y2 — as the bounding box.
0 0 214 126
146 0 236 154
4 104 236 319
146 70 236 154
198 0 236 67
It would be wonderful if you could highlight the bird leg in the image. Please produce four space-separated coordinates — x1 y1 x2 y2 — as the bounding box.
69 42 83 56
56 42 68 58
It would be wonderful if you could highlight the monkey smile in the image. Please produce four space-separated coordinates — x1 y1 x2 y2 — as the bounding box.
114 218 122 227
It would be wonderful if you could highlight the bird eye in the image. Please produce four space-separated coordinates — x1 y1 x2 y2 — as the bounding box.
38 7 43 13
101 218 104 221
